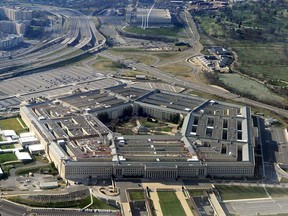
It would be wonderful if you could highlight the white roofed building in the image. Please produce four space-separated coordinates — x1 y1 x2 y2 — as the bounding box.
28 144 45 155
19 136 39 147
15 150 32 162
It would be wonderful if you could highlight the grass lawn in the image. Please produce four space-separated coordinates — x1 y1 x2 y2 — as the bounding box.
92 56 120 71
157 191 186 216
152 52 180 62
160 127 172 132
15 164 51 175
9 195 91 208
0 117 27 134
123 26 185 38
0 153 17 163
216 185 268 200
139 119 160 128
129 190 145 201
90 196 117 210
266 187 288 197
121 53 157 65
218 74 286 104
110 48 181 64
232 42 288 82
158 63 192 77
189 90 230 102
122 70 147 78
0 144 15 149
8 195 116 209
188 189 206 197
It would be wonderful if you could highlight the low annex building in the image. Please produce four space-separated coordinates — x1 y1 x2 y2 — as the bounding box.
20 85 257 180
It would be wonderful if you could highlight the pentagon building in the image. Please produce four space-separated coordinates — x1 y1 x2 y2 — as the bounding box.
20 85 256 180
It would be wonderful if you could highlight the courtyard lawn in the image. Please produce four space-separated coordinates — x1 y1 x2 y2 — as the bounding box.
157 191 186 216
215 185 268 200
0 144 15 149
0 117 27 134
0 153 17 163
188 189 206 197
129 190 145 201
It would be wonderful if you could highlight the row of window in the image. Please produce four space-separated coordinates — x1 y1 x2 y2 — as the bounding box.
65 166 253 176
207 168 253 174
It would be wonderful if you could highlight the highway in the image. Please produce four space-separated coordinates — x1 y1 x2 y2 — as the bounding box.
0 5 106 79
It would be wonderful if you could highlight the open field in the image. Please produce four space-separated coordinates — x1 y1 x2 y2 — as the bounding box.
123 26 186 38
120 53 157 65
158 63 193 77
92 56 120 71
232 43 288 82
0 117 27 134
216 185 268 200
218 74 286 104
157 191 186 216
152 52 180 62
0 153 17 163
128 190 145 201
108 49 158 65
110 48 182 65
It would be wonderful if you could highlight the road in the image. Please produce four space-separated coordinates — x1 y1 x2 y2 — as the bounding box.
99 51 288 119
155 10 203 67
0 5 106 79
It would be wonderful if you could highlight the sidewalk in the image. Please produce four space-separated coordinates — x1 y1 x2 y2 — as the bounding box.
150 191 163 216
175 191 194 216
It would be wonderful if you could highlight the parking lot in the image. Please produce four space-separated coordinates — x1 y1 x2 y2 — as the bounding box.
0 66 121 109
224 197 288 216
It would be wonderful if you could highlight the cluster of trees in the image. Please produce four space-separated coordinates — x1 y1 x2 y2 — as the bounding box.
194 0 288 42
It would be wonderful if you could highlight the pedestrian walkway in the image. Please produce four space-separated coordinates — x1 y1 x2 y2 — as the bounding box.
175 191 194 216
150 191 163 216
122 202 131 216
